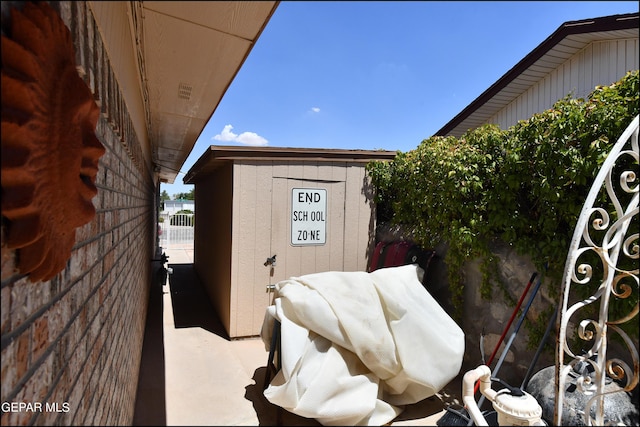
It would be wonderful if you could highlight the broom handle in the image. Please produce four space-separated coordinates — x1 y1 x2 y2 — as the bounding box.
520 304 558 390
473 271 537 394
467 274 544 425
491 274 543 381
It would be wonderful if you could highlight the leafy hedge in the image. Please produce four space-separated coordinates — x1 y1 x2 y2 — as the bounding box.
366 70 639 321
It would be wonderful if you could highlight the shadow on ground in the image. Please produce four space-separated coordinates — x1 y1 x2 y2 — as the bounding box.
393 395 446 423
244 366 458 426
167 263 230 339
132 260 463 426
244 367 322 426
132 269 167 426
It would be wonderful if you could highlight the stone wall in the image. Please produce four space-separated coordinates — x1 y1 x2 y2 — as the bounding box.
421 241 553 389
1 1 156 425
377 220 559 388
462 241 556 387
416 236 635 394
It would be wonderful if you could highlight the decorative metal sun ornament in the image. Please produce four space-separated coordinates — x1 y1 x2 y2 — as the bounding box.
1 2 106 282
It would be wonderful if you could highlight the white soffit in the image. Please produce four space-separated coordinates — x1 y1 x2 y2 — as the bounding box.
139 1 278 183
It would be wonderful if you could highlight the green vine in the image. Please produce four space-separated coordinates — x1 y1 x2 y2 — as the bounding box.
366 70 639 330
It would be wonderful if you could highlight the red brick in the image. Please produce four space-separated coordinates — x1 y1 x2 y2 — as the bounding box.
32 315 50 362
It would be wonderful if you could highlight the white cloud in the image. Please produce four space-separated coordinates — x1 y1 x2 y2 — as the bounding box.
235 131 268 146
213 124 238 142
213 124 268 146
311 107 320 113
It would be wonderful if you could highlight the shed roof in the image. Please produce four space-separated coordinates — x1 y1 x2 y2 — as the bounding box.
183 145 397 183
434 12 639 138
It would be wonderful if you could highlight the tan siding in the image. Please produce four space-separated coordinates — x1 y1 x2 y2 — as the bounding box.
577 46 590 99
317 161 339 181
608 41 618 82
270 166 289 281
356 165 376 272
314 183 331 272
361 170 376 271
197 158 380 338
280 175 302 278
233 163 262 336
527 87 534 118
272 175 298 279
531 82 539 118
303 161 319 180
194 164 233 336
328 180 346 271
297 180 319 275
230 166 241 337
287 163 305 181
343 173 358 272
616 42 627 83
594 42 608 84
625 38 639 73
542 72 551 110
251 163 274 334
491 39 639 131
332 162 348 182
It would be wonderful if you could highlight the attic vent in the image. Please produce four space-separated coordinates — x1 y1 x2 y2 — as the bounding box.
178 83 192 100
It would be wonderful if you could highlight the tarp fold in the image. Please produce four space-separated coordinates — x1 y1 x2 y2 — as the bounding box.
261 264 464 426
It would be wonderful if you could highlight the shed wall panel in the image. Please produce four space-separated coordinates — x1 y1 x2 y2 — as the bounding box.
328 180 346 271
303 162 319 180
251 164 274 334
343 164 374 272
195 157 381 338
231 162 274 337
195 163 233 336
317 161 341 181
270 165 289 279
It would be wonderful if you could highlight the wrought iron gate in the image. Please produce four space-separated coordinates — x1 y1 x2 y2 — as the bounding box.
555 115 639 425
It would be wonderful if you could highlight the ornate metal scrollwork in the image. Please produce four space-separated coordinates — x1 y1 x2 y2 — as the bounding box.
555 115 639 425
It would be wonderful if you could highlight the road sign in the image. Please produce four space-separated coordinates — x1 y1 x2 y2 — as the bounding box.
291 188 326 246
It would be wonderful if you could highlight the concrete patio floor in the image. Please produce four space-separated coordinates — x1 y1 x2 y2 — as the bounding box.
132 244 463 426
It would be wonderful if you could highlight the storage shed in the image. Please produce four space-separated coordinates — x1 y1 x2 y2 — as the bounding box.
183 145 397 338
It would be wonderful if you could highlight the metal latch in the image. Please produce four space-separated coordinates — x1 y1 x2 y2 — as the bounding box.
266 284 276 292
264 254 277 267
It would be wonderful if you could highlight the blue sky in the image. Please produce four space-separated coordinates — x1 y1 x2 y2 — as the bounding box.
161 1 638 198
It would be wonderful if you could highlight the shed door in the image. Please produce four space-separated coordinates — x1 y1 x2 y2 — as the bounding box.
263 177 346 306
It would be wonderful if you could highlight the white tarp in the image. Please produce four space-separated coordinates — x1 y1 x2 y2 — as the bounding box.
260 264 465 426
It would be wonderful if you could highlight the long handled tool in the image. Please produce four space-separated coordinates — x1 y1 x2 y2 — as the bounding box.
466 272 544 425
473 271 538 395
437 272 538 426
521 304 558 390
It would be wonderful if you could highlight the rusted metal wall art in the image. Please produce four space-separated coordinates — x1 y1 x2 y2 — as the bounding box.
1 2 106 282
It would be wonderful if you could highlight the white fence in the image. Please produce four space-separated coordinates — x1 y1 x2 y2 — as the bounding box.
159 213 194 248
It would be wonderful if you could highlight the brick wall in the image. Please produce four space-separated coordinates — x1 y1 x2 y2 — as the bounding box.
1 1 156 425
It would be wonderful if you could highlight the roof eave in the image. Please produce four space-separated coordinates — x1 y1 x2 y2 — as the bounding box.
434 12 639 137
183 145 398 184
